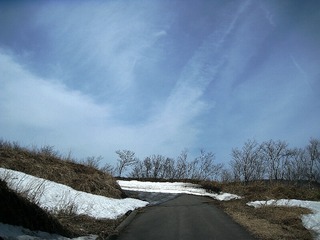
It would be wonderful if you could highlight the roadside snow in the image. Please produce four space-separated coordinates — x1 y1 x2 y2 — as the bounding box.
0 168 239 239
0 168 148 219
247 199 320 240
118 180 241 201
0 223 97 240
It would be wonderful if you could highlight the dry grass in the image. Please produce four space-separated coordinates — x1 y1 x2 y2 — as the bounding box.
216 199 313 240
56 213 127 239
221 180 320 201
0 140 127 238
214 181 320 240
0 180 74 237
0 140 124 199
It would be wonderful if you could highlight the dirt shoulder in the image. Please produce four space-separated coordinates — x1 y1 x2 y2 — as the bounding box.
215 199 313 240
215 181 320 240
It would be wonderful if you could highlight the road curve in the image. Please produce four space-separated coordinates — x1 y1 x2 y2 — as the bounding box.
116 194 256 240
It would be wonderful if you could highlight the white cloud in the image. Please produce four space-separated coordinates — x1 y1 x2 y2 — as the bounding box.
0 52 111 152
0 50 202 162
153 30 167 37
34 0 168 93
1 54 108 126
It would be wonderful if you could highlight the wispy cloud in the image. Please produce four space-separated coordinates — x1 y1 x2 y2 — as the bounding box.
34 1 168 92
0 50 205 161
1 0 319 164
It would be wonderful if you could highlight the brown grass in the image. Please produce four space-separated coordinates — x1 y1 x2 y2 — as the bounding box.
217 200 313 240
0 140 124 199
56 213 127 239
221 180 320 201
0 179 74 238
0 140 127 238
214 181 320 240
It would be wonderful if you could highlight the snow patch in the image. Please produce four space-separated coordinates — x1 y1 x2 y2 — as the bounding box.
247 199 320 239
0 168 148 220
118 180 241 201
0 223 96 240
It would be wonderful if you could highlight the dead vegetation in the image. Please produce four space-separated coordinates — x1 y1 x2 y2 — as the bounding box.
0 140 125 198
215 181 320 240
220 180 320 201
0 179 73 237
0 140 126 238
1 140 320 239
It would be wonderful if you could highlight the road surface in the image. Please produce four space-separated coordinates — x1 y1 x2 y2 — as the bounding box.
116 194 256 240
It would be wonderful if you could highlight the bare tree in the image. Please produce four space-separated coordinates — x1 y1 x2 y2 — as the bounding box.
116 150 138 177
193 150 223 180
306 138 320 182
130 161 144 178
150 155 165 178
261 140 288 181
162 157 176 179
220 168 233 183
143 157 152 178
100 162 116 175
175 150 188 179
284 148 308 181
129 155 174 179
81 155 103 169
230 139 264 183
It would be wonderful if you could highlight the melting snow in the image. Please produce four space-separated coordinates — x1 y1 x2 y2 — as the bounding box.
247 199 320 240
117 180 241 201
0 168 148 219
0 223 96 240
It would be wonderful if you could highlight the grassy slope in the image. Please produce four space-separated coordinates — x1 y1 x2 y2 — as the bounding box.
0 179 74 237
0 141 124 198
0 141 126 238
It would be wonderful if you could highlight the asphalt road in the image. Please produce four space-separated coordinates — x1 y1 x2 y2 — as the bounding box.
116 194 256 240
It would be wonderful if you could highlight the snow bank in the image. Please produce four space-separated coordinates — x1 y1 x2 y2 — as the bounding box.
0 168 148 220
0 223 96 240
118 180 241 201
247 199 320 239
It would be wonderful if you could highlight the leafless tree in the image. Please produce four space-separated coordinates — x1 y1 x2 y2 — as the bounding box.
220 168 233 183
116 150 138 177
230 139 264 183
162 157 176 179
147 155 165 178
306 138 320 181
192 150 223 180
175 150 188 179
283 148 308 181
100 162 116 175
81 155 103 169
261 140 288 181
130 161 144 178
129 155 168 179
141 157 152 178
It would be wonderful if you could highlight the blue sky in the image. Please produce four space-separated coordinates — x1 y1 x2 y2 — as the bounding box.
1 0 319 166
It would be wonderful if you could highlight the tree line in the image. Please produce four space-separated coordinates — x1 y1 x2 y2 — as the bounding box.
224 138 320 183
111 149 223 181
106 138 320 183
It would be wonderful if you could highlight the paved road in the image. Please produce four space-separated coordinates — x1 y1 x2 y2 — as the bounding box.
123 190 181 206
116 194 256 240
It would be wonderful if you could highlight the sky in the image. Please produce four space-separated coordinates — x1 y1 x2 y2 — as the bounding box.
0 0 319 166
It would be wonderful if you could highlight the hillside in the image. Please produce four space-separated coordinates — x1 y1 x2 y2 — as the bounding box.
0 140 127 238
0 141 124 198
0 179 74 237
